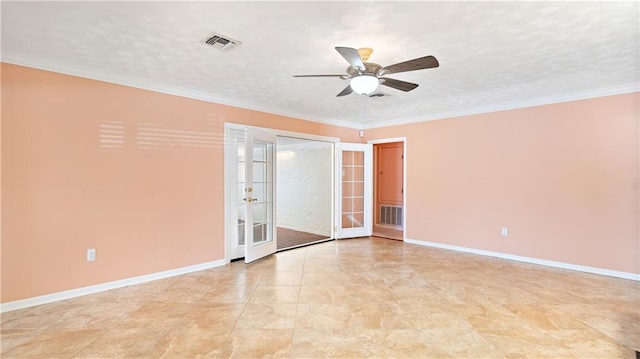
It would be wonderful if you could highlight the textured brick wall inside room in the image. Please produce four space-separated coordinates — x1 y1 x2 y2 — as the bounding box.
277 144 333 236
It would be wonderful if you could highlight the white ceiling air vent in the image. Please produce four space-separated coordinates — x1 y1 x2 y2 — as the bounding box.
202 32 241 51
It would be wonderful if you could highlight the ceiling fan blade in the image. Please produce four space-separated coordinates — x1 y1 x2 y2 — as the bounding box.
382 55 439 75
293 74 346 78
379 77 419 92
335 47 365 70
336 85 353 97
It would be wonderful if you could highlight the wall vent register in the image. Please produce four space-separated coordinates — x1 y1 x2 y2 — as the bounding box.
380 205 403 227
202 32 241 50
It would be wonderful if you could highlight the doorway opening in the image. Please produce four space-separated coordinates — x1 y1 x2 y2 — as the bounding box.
224 124 342 263
372 140 405 240
225 123 376 263
276 137 333 250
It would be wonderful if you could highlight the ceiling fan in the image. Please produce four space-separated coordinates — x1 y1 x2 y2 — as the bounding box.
293 47 439 97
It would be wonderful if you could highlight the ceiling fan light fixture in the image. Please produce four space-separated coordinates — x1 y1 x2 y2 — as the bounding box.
350 74 379 95
294 46 439 97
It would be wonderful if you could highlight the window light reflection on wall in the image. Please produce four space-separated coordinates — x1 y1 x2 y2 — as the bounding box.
277 151 296 160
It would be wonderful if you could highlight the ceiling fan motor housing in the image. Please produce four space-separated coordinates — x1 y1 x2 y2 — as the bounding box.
347 62 383 77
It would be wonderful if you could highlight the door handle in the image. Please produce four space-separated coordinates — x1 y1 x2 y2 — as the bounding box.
243 197 258 202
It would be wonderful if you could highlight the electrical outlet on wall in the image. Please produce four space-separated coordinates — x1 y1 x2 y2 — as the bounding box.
87 248 96 262
501 228 508 236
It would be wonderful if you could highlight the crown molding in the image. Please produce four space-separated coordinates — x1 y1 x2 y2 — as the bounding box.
1 52 359 130
360 83 640 129
3 52 637 131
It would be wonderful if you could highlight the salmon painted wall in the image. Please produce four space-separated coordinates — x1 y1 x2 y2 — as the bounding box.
1 63 359 303
365 93 639 274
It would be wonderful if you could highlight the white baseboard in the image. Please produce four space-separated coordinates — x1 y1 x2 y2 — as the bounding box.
0 259 226 313
404 238 640 281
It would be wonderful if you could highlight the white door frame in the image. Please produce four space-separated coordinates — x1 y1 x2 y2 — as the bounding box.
225 127 245 260
224 123 340 263
367 137 407 241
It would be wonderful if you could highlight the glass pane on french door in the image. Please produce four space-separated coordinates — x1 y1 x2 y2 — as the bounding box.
338 143 372 239
251 140 273 246
237 139 246 246
244 129 277 263
342 150 365 228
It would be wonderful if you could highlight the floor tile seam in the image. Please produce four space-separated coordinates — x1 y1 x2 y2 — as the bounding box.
464 327 510 359
0 321 43 331
291 285 303 332
0 329 55 357
58 327 109 359
136 300 242 331
1 343 25 357
578 319 633 349
138 328 175 359
199 275 262 305
477 326 625 357
0 334 36 356
561 288 599 306
232 284 265 329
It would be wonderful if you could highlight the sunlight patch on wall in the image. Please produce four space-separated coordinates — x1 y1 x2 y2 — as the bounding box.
136 123 221 150
99 120 224 151
99 121 125 151
277 151 296 160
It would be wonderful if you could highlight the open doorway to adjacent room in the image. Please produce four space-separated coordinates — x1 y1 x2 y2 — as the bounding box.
372 140 405 240
276 137 334 250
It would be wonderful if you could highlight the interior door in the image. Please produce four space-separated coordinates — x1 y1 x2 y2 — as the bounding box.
377 144 404 205
337 143 373 238
243 129 277 263
229 128 246 260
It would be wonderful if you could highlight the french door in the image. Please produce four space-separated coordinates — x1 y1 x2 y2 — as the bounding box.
337 143 373 238
226 126 371 261
235 128 277 263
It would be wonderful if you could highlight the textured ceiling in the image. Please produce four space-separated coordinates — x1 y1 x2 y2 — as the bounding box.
2 1 638 129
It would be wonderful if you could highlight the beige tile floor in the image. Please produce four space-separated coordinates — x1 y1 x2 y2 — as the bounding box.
373 225 403 241
1 237 639 358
